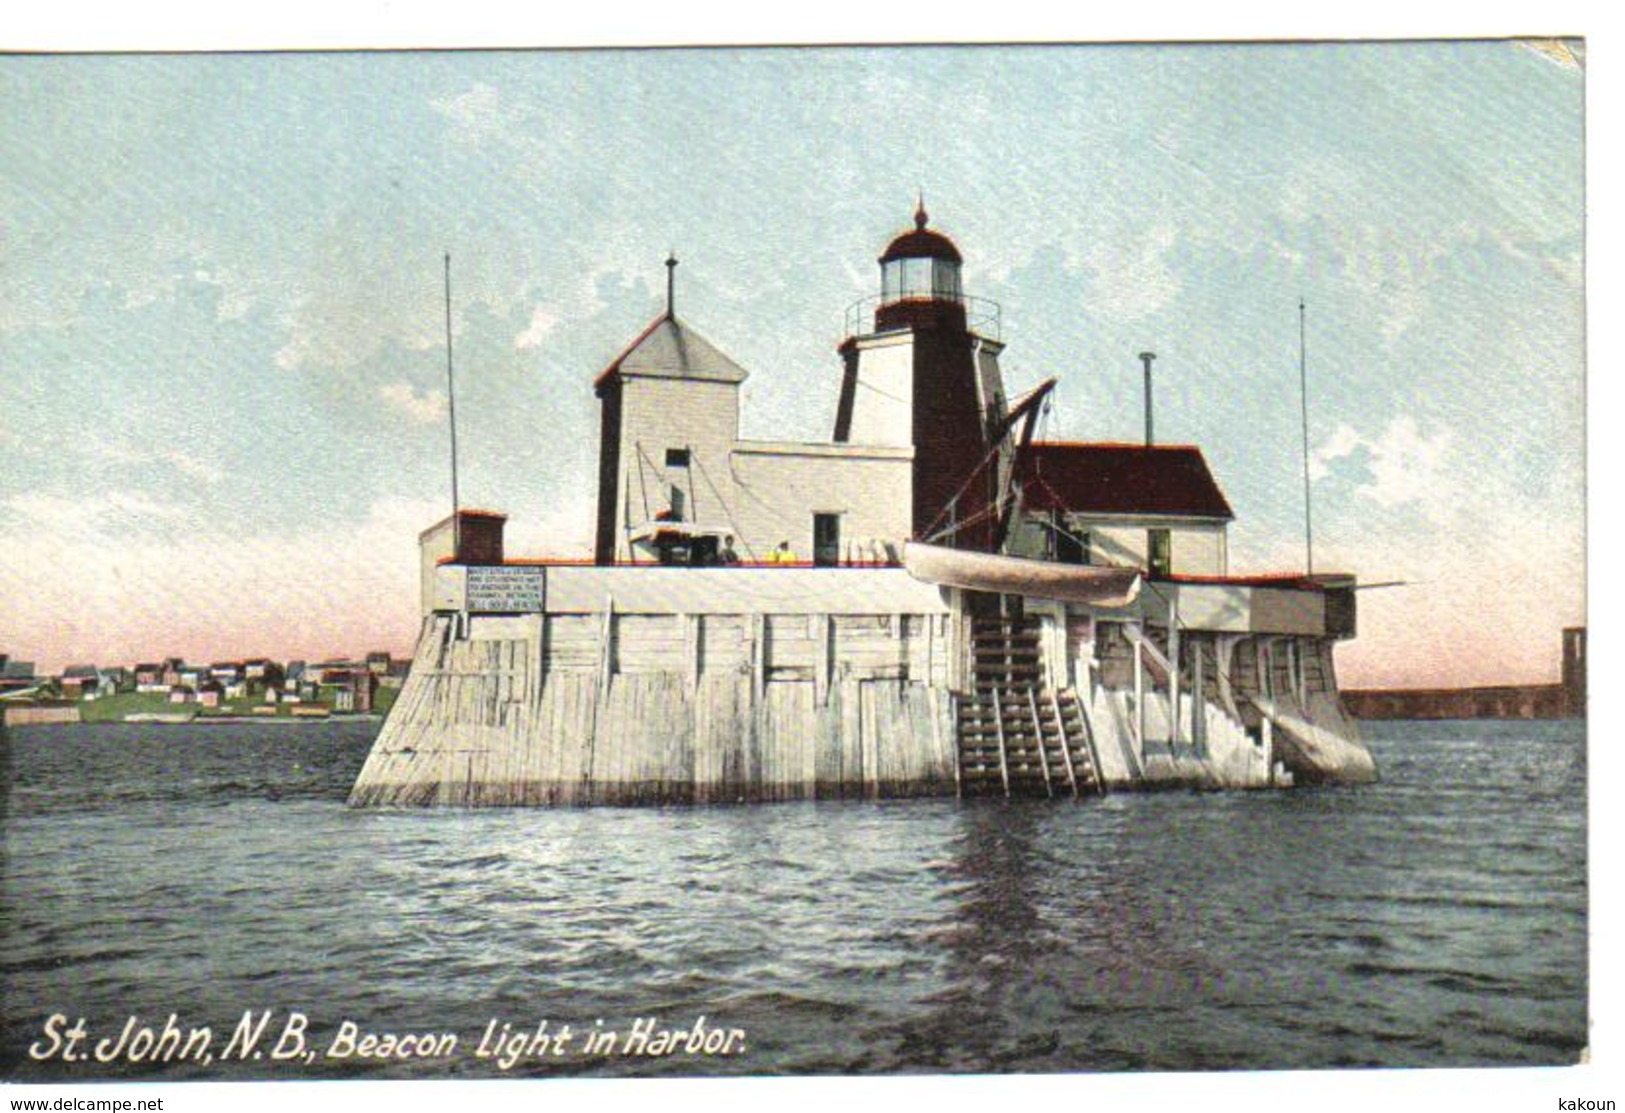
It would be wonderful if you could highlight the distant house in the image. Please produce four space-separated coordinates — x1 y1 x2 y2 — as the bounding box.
168 685 194 704
264 686 282 705
60 665 100 701
311 660 361 685
380 655 411 689
325 669 377 714
102 667 132 694
197 680 224 709
178 666 209 689
210 662 244 683
135 663 166 691
161 658 186 687
243 659 285 689
224 678 250 700
365 652 393 676
285 660 307 685
0 659 39 697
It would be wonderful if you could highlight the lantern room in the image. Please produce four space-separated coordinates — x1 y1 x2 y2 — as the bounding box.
879 201 964 305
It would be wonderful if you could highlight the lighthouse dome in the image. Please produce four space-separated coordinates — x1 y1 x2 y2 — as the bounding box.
878 201 963 305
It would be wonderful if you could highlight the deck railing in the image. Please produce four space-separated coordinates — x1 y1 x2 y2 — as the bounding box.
843 293 1002 341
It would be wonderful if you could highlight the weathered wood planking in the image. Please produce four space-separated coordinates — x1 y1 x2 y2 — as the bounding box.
349 605 956 806
349 584 1341 806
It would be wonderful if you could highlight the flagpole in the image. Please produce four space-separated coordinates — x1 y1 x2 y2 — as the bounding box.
445 253 461 559
1299 297 1313 576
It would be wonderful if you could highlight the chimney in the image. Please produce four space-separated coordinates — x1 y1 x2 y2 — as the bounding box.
1139 351 1157 446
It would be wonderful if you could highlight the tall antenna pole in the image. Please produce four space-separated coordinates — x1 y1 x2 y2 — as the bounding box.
665 253 678 318
444 252 461 560
1299 297 1314 576
1138 351 1157 446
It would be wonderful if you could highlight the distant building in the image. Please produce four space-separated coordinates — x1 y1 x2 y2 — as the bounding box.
365 652 393 676
197 680 224 709
135 663 166 691
168 686 193 704
1344 626 1587 721
0 659 38 697
161 658 186 687
1562 626 1586 718
60 665 102 701
242 659 285 691
325 669 377 713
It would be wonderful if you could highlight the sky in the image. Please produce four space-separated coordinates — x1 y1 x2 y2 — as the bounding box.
0 40 1585 686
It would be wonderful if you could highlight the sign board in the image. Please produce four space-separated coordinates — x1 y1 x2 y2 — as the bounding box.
466 565 546 613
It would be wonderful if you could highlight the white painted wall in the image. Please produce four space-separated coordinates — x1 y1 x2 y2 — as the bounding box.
1009 511 1229 576
729 443 913 563
419 519 455 615
614 375 742 559
973 339 1007 430
1166 584 1328 636
842 334 914 447
440 565 951 617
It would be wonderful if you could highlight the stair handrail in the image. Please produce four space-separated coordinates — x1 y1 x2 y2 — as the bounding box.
1026 687 1055 798
992 685 1012 797
1048 688 1080 798
1064 687 1109 797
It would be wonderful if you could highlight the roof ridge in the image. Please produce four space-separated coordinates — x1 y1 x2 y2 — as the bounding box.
593 311 672 388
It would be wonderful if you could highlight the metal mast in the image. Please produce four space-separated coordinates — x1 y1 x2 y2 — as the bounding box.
444 253 461 559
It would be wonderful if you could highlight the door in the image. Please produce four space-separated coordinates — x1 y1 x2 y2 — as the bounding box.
1148 528 1172 578
813 513 841 567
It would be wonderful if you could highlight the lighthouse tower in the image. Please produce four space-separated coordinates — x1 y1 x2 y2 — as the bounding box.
833 202 1009 550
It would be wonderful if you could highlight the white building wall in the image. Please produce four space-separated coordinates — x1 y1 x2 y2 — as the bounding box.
614 376 742 559
843 334 914 447
729 444 913 562
1008 511 1229 576
419 519 455 615
973 339 1007 430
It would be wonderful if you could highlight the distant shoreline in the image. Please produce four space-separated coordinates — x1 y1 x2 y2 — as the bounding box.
4 708 383 728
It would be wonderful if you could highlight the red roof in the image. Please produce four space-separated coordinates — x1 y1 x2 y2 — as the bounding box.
879 202 964 264
1018 442 1234 520
879 228 962 264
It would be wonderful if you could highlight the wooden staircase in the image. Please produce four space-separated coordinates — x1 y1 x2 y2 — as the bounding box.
956 616 1102 799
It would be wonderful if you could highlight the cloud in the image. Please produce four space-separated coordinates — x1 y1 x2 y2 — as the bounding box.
379 381 448 425
8 490 185 525
1081 222 1182 322
1311 416 1458 517
514 304 560 350
80 439 225 484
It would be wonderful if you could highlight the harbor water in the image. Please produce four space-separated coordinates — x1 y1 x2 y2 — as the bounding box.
0 717 1585 1079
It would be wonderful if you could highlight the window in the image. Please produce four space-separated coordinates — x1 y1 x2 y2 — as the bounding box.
665 448 690 468
669 486 686 522
813 513 841 567
1054 514 1090 565
1148 529 1172 578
